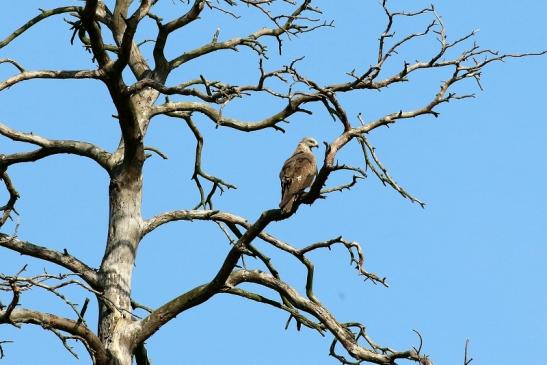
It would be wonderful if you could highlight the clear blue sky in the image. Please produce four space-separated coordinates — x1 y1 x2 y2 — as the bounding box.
1 1 546 364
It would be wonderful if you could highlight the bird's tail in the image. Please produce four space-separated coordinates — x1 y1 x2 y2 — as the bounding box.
279 195 296 214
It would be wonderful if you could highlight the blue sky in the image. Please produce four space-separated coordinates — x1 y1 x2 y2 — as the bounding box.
1 1 546 364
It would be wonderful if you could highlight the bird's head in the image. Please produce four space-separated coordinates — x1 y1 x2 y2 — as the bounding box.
300 137 319 149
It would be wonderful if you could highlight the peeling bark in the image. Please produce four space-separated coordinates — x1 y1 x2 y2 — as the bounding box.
98 163 143 364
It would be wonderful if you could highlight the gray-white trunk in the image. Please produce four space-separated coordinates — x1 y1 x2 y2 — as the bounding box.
98 167 143 365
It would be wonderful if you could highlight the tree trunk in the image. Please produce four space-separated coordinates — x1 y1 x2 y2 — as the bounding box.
98 165 143 365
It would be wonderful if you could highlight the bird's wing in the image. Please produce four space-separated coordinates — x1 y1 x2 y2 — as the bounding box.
279 151 316 210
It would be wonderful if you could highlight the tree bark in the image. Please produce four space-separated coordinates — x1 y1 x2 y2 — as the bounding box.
98 163 143 365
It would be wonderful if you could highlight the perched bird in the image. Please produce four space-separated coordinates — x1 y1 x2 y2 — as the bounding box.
279 137 319 213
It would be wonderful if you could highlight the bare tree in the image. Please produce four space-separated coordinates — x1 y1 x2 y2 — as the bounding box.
0 1 544 364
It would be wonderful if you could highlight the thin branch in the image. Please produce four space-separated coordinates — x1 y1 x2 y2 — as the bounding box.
218 219 302 317
131 300 154 314
76 298 90 326
299 237 387 286
0 7 80 49
168 0 330 70
144 146 168 160
0 340 12 359
464 339 473 365
0 271 93 326
47 327 80 359
358 135 425 207
0 58 25 73
126 63 292 106
182 114 236 209
320 164 367 195
223 287 325 334
320 175 363 195
152 38 544 135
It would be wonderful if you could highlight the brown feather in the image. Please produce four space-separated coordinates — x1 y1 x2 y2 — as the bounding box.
279 145 317 213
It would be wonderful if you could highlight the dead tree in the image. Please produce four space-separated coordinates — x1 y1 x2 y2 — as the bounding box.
0 1 544 364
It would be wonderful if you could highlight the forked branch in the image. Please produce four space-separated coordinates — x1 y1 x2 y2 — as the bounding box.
182 114 236 209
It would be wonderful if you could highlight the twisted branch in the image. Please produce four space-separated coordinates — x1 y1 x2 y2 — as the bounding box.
0 172 19 228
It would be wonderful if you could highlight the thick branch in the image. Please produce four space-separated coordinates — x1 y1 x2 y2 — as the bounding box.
153 0 206 76
0 280 20 326
81 0 111 67
111 0 153 74
152 93 318 131
0 69 104 92
108 0 152 79
0 234 100 290
169 27 278 69
0 122 113 171
0 307 107 364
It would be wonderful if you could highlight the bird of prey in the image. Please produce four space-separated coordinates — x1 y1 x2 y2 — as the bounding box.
279 137 319 213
